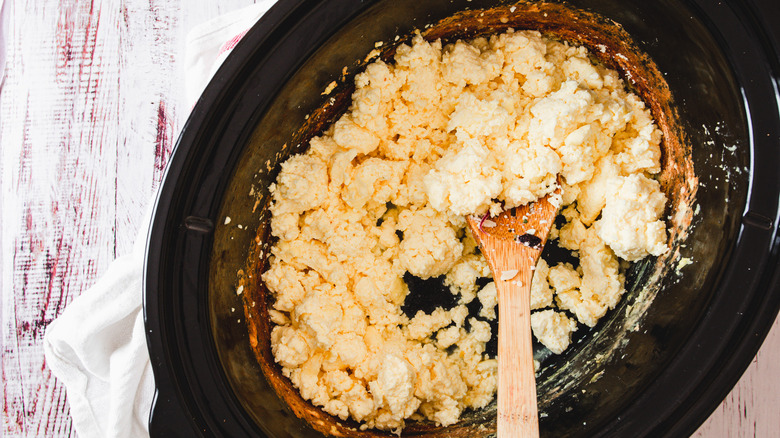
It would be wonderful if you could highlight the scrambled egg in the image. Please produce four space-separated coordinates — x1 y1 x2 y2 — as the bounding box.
262 30 667 431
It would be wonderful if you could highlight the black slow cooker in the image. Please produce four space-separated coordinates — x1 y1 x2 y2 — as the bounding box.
144 0 780 436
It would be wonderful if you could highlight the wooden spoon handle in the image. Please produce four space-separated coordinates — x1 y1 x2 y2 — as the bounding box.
496 269 539 438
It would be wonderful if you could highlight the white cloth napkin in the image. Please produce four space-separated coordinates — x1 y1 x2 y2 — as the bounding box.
184 2 276 109
43 3 275 437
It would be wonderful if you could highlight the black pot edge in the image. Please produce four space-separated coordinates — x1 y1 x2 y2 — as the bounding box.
660 0 780 434
143 0 314 436
143 0 780 437
598 0 780 435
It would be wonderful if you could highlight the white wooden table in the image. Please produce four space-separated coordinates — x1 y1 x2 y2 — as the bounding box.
1 1 778 436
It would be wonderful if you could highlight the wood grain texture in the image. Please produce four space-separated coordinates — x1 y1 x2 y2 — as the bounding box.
0 1 778 437
0 1 257 436
493 254 538 438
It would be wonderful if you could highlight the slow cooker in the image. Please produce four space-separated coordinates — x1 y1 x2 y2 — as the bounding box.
144 0 780 436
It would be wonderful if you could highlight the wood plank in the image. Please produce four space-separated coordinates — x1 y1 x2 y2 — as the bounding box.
2 1 119 435
114 0 182 255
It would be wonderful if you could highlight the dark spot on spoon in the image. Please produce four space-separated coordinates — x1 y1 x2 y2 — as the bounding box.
516 233 542 249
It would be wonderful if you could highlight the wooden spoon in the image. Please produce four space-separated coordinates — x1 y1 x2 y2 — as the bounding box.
467 188 561 438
